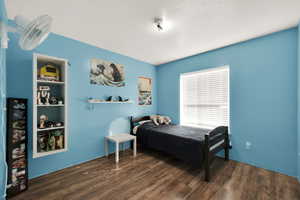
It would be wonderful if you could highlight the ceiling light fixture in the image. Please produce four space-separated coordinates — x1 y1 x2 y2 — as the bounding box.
154 17 164 32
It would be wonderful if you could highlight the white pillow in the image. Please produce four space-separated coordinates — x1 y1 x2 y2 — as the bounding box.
158 116 164 124
138 120 151 125
150 115 172 125
132 125 139 135
132 120 151 135
163 116 171 125
150 115 159 126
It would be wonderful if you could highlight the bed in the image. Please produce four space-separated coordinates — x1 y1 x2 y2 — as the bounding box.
130 116 229 182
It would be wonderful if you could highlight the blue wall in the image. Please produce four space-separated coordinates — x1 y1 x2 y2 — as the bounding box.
157 28 298 177
0 0 7 199
298 24 300 181
6 32 157 179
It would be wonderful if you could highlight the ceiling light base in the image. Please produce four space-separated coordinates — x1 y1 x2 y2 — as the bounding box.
154 18 164 31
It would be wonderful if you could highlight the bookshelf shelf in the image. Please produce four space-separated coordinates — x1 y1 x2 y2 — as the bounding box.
37 104 64 107
37 126 65 132
37 80 65 85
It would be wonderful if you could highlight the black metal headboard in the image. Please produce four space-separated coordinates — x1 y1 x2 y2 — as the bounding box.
130 116 151 135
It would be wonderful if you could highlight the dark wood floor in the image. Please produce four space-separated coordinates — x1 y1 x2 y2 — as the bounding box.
10 150 300 200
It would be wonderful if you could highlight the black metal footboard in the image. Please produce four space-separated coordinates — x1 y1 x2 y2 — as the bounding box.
204 126 229 182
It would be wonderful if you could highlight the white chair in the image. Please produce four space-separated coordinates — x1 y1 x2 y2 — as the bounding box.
104 117 136 163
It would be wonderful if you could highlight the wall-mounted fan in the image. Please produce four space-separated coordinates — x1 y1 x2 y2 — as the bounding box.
0 15 52 50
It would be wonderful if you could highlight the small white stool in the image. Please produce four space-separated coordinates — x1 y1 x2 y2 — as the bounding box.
104 133 137 163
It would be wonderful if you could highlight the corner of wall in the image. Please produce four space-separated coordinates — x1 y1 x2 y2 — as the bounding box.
0 0 8 198
298 23 300 182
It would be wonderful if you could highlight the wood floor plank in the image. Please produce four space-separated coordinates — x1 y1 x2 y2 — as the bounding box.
9 150 300 200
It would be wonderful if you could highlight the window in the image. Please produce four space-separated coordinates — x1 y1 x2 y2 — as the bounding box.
180 66 229 129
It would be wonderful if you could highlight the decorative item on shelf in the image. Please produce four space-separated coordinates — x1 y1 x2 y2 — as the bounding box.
12 121 26 129
56 136 64 149
106 96 113 102
37 132 48 152
12 129 25 143
49 96 58 105
39 115 47 129
110 96 130 102
37 86 50 105
38 63 60 81
48 134 56 151
12 101 26 110
117 96 123 102
12 110 26 120
55 122 64 127
57 97 64 105
45 121 55 128
117 96 131 102
53 130 64 149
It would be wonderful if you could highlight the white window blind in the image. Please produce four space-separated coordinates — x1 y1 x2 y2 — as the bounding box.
180 66 229 129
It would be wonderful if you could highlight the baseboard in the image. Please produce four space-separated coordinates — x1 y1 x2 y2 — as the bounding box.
29 147 132 180
29 154 106 179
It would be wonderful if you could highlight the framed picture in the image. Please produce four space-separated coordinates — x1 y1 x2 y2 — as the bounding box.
138 77 152 105
90 58 125 87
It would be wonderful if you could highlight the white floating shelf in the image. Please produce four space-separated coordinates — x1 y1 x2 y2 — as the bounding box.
37 127 65 132
37 80 65 84
37 104 65 107
88 99 134 104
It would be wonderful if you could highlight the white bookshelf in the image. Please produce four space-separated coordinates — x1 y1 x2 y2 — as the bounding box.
33 53 68 158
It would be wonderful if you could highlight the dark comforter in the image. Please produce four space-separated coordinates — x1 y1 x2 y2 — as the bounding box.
136 122 212 167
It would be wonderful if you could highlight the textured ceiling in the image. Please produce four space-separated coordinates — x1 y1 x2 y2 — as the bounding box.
6 0 300 65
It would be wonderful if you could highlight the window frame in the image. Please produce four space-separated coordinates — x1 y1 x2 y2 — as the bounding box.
179 65 230 129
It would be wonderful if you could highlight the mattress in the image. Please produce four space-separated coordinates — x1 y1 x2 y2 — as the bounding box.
136 122 212 167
